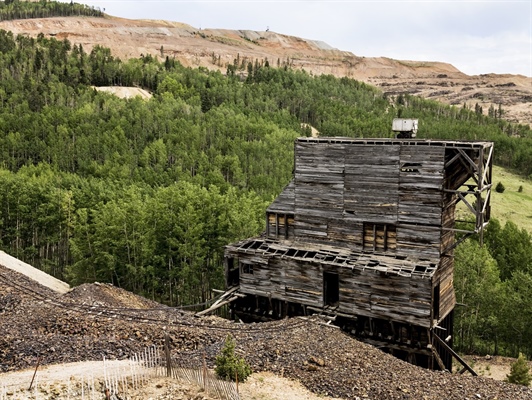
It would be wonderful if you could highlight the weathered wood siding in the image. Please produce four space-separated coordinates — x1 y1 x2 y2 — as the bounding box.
398 146 444 225
235 139 494 332
228 250 432 327
435 176 459 322
434 255 456 322
338 268 432 327
275 141 447 259
268 181 295 214
344 145 400 224
293 143 345 241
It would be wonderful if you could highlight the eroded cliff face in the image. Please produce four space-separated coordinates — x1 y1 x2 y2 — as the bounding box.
1 15 530 125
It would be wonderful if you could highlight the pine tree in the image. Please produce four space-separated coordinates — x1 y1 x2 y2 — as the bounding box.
506 353 531 386
215 335 252 382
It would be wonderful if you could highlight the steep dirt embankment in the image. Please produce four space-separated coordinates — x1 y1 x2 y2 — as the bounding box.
1 16 531 125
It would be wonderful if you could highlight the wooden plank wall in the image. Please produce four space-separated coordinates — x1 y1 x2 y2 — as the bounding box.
398 146 445 226
286 141 447 259
434 255 456 321
434 172 460 321
395 225 441 259
339 267 432 327
396 146 444 259
344 145 400 224
294 142 345 240
230 251 433 327
440 192 456 255
268 181 295 214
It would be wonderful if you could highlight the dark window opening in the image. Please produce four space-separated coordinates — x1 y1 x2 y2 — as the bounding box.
323 272 339 307
241 262 253 275
363 223 397 252
400 162 422 173
226 257 240 287
267 212 295 239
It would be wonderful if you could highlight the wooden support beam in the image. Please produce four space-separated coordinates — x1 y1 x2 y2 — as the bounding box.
430 345 447 371
195 286 242 317
444 151 461 168
432 333 477 376
195 296 240 316
457 192 477 215
458 148 478 173
441 232 473 255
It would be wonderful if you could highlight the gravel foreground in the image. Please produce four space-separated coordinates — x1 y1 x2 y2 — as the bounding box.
1 264 531 400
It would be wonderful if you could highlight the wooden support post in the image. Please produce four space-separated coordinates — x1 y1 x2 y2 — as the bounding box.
433 333 477 376
431 346 447 371
28 356 41 391
164 334 172 377
203 351 207 391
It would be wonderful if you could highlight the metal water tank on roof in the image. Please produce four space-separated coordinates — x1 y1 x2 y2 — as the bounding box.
392 118 418 134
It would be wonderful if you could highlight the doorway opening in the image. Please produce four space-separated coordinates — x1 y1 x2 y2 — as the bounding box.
323 272 339 306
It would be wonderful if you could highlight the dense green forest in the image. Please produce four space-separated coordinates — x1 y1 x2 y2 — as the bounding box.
454 221 532 359
0 16 530 358
0 0 103 21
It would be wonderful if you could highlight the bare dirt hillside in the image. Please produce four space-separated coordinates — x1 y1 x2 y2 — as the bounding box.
1 16 531 126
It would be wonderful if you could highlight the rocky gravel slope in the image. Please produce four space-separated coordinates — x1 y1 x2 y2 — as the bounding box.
1 264 531 399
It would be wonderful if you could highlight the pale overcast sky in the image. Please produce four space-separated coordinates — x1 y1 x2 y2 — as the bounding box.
64 0 531 77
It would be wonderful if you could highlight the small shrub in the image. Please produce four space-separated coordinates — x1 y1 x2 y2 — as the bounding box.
518 185 523 193
495 182 505 193
215 335 252 382
506 353 531 386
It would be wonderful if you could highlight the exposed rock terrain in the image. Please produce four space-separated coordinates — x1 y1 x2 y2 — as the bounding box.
1 264 532 399
0 16 530 126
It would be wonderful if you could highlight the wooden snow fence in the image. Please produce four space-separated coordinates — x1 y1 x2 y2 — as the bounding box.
163 335 241 400
0 341 240 400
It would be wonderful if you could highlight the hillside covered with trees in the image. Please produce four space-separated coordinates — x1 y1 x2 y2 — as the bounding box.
0 22 530 360
0 0 103 20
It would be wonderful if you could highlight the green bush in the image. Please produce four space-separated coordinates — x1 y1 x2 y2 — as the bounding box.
495 181 506 193
506 353 531 386
215 335 252 382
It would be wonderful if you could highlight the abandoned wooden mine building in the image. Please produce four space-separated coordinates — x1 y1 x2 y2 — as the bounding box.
224 137 493 371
